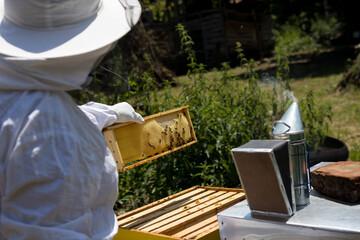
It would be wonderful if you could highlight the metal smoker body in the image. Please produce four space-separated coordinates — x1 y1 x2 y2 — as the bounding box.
270 102 311 206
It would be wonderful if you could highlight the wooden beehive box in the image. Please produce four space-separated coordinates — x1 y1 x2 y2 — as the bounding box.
103 106 197 171
114 186 245 240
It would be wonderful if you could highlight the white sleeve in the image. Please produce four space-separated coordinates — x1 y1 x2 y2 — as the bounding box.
79 101 144 131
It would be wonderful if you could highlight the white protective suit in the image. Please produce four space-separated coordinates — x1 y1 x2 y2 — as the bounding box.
0 43 143 239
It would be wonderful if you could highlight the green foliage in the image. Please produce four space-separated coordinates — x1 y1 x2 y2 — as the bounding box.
337 52 360 91
142 0 168 22
274 16 342 55
175 23 197 72
349 143 360 162
71 24 332 213
310 16 343 46
274 23 319 55
299 91 332 150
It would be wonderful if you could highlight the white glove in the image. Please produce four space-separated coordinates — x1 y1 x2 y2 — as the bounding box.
111 102 144 124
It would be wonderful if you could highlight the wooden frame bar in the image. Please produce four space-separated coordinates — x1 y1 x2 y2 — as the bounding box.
103 106 197 172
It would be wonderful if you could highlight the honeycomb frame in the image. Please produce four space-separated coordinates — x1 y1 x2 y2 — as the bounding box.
103 106 197 171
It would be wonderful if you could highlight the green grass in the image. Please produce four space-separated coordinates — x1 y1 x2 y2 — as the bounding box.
291 73 360 159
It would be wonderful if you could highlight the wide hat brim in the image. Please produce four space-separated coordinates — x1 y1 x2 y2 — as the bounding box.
0 0 140 59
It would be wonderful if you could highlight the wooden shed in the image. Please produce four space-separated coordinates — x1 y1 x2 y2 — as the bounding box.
143 0 273 69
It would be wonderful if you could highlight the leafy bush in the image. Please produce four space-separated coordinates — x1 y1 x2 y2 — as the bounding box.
274 24 319 55
310 16 342 46
274 15 342 55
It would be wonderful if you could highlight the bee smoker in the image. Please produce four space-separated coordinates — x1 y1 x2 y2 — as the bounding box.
270 102 311 206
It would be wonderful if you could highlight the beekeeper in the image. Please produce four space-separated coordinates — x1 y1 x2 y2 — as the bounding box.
0 0 143 239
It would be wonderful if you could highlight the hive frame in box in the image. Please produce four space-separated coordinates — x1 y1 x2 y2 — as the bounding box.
103 106 197 171
113 186 246 240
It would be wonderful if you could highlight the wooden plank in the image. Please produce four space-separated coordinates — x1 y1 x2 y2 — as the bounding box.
142 191 242 233
117 186 199 222
200 186 244 193
172 214 218 238
183 106 197 142
191 225 220 240
118 188 206 226
123 189 218 229
159 192 244 235
139 192 233 233
103 130 124 171
105 106 191 130
163 210 219 237
153 192 245 235
133 191 228 230
114 228 179 240
194 227 220 240
184 220 219 239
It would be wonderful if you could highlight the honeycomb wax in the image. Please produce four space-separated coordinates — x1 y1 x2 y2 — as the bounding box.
114 111 193 164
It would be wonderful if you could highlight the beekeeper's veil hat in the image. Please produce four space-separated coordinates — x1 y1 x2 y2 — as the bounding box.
0 0 141 59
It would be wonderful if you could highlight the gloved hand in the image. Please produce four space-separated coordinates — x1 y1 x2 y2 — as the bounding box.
111 102 144 124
